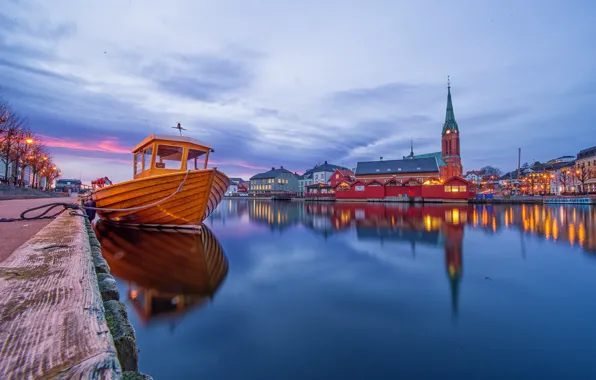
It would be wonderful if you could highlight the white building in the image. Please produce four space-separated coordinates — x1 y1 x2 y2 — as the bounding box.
297 161 349 196
464 170 485 183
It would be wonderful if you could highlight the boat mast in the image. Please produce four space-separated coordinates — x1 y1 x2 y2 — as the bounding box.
172 122 186 136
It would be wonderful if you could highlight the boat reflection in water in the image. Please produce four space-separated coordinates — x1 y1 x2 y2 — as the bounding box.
94 221 228 325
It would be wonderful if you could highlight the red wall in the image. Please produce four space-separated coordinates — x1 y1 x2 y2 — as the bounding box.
335 177 472 200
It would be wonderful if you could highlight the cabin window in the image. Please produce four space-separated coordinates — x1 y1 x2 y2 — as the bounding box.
187 148 206 170
143 147 153 171
459 185 467 192
134 152 142 175
444 185 452 192
156 145 183 169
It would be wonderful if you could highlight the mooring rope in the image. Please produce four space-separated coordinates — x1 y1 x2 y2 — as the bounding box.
0 170 190 222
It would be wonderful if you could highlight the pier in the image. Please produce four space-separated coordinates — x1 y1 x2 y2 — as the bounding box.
0 197 151 379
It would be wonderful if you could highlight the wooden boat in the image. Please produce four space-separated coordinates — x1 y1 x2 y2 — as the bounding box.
93 221 228 324
90 133 230 227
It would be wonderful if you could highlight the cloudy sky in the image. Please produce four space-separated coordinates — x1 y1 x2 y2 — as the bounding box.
1 0 595 182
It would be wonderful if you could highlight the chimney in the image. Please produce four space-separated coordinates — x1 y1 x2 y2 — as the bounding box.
271 167 275 170
380 157 383 161
324 160 328 164
281 166 284 169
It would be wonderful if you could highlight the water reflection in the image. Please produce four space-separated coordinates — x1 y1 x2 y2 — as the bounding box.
94 222 228 325
211 200 596 255
210 200 596 318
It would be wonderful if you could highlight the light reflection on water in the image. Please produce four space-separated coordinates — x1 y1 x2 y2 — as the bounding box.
95 200 596 379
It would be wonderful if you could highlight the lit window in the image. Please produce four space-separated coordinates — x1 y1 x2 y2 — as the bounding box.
444 186 452 192
459 185 466 192
336 174 339 179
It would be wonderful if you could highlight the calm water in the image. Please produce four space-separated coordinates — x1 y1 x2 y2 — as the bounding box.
94 200 596 379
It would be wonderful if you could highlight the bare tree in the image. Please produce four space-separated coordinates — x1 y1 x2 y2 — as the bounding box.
13 127 34 186
40 160 61 191
29 143 48 188
0 110 23 183
574 165 590 193
558 169 572 194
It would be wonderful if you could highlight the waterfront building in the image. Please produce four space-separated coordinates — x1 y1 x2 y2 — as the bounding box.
355 157 439 183
464 170 485 183
547 155 575 165
55 178 82 192
352 82 463 184
329 168 354 188
225 177 247 196
298 161 349 196
249 167 299 194
575 146 596 193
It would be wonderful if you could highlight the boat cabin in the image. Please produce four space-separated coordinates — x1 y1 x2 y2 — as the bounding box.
131 134 214 179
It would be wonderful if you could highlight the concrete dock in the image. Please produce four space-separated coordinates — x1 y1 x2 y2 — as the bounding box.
0 198 150 379
0 197 77 263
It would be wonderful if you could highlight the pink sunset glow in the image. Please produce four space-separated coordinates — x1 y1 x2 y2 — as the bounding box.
38 135 131 154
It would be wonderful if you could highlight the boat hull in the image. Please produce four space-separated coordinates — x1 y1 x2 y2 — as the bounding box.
91 169 230 226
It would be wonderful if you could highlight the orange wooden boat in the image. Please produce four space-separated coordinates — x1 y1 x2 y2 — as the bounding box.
90 133 230 227
93 221 228 324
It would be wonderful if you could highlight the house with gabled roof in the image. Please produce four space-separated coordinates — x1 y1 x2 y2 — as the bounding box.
249 166 299 194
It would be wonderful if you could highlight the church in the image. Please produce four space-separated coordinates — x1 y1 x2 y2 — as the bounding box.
354 81 463 182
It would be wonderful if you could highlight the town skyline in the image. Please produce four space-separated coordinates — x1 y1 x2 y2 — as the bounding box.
1 0 595 183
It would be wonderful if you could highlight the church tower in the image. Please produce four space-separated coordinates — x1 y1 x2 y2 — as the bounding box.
440 78 462 179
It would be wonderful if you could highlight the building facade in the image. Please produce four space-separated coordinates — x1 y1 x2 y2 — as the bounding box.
225 177 246 196
329 168 354 188
440 82 463 179
464 170 485 183
575 146 596 193
298 161 349 196
250 167 299 194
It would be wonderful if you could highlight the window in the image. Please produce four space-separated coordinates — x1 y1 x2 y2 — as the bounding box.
444 185 452 192
459 185 466 192
355 185 365 191
156 145 183 169
186 148 206 170
335 174 339 179
143 147 152 171
452 186 460 192
134 152 142 175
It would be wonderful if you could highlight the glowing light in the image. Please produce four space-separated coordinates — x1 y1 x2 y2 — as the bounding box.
578 222 585 247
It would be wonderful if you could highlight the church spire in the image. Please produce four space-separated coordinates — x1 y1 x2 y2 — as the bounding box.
409 139 414 158
442 76 459 133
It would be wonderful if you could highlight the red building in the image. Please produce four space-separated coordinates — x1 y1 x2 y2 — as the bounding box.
334 176 473 201
329 168 354 188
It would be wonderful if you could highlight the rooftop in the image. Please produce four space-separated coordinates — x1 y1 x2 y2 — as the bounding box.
355 157 439 176
250 167 296 180
413 152 446 167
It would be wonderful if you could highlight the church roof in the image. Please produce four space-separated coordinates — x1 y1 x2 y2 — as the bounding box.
442 83 459 134
355 157 439 176
413 152 446 167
